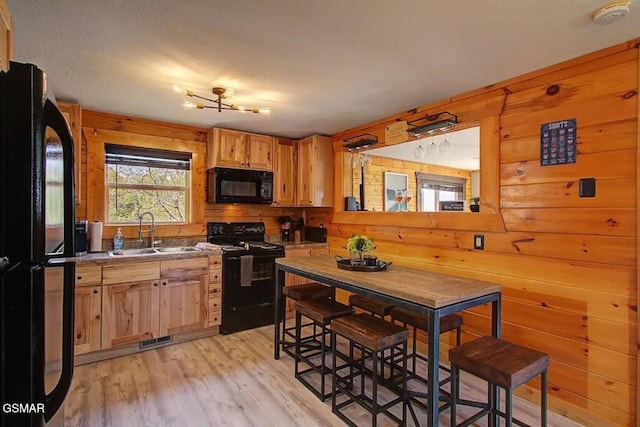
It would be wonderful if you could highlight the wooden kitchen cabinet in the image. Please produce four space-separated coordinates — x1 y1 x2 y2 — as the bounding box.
208 127 274 170
0 0 12 72
272 138 297 206
101 279 160 349
74 264 102 355
74 285 102 355
208 255 222 326
159 258 209 335
57 102 82 204
297 135 333 207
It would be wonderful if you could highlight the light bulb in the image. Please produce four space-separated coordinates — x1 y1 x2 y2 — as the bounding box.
238 106 248 113
223 87 235 98
414 144 425 159
439 138 450 153
182 101 203 110
172 84 186 95
258 107 271 115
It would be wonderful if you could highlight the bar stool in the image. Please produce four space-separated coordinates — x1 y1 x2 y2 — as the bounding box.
389 307 463 384
294 298 354 401
282 283 335 357
449 336 549 427
330 313 411 427
349 294 394 318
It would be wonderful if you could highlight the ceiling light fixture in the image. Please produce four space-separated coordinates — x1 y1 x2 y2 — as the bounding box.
343 133 378 151
407 112 458 138
593 1 630 24
172 85 271 114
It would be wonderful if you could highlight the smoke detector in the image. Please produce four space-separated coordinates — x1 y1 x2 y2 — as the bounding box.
593 1 630 24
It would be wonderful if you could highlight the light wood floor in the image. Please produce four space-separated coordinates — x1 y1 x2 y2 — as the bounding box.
64 326 582 426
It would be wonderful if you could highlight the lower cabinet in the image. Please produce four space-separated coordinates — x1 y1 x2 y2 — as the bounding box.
101 279 160 349
100 258 209 350
159 258 209 336
74 264 103 355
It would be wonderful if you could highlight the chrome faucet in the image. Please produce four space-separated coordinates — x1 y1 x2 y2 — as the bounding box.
137 211 159 248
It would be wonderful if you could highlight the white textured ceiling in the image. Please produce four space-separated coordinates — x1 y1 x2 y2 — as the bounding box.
7 0 640 139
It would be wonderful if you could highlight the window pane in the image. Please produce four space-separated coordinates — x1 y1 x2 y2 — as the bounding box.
107 164 186 186
108 189 186 223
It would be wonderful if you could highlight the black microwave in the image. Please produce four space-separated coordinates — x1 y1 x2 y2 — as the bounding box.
207 167 274 204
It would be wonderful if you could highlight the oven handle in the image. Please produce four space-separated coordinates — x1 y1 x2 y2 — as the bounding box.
226 254 283 261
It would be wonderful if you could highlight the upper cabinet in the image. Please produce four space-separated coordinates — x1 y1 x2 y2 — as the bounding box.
0 0 13 72
58 102 83 204
273 138 297 207
208 128 274 170
297 135 333 207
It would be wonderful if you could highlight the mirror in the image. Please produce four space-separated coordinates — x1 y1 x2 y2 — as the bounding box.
346 126 480 212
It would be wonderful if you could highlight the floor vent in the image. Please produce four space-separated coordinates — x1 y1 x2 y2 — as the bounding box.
139 336 173 349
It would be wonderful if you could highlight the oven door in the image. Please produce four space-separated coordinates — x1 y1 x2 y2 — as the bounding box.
221 253 279 334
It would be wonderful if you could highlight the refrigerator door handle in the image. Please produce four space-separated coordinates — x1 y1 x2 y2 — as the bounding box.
43 99 75 258
44 261 75 422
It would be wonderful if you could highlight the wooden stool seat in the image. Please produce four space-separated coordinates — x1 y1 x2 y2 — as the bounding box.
284 283 334 301
449 336 550 427
348 294 394 317
389 307 463 334
331 313 409 351
449 335 549 389
294 299 354 325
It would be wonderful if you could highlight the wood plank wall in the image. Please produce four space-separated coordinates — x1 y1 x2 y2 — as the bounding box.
78 110 318 242
330 40 639 426
351 154 473 212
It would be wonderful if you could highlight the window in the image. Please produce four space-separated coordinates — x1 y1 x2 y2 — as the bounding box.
416 173 466 212
105 144 191 224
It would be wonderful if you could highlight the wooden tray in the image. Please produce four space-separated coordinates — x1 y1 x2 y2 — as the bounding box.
335 257 392 272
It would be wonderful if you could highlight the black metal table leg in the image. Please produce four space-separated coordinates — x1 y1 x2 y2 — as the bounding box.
274 266 285 359
427 308 441 427
490 294 502 426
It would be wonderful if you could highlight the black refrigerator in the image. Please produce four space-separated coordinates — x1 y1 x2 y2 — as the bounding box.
0 62 76 426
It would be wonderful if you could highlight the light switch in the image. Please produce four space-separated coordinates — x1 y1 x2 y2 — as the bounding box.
474 234 484 250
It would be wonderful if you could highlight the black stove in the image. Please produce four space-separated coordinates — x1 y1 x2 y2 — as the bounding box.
207 222 284 334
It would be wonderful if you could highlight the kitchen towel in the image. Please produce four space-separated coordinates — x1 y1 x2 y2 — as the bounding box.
240 255 253 287
89 221 103 252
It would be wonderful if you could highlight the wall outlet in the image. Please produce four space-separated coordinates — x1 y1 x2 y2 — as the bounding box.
474 234 484 250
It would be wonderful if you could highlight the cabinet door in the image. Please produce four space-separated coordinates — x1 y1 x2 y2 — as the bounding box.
101 280 160 349
74 285 101 355
297 137 315 206
215 128 247 168
58 102 82 205
247 134 274 170
159 275 208 336
273 138 297 206
0 0 12 73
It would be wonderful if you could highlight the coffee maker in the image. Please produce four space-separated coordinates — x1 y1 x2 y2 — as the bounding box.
74 220 88 256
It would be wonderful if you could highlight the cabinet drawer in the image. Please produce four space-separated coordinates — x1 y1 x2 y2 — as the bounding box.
208 310 222 326
209 254 222 267
160 257 208 278
102 261 160 285
209 281 222 295
208 295 222 313
75 264 102 287
209 268 222 283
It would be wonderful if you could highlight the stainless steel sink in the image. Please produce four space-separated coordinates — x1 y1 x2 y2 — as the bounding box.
155 247 201 253
108 247 201 257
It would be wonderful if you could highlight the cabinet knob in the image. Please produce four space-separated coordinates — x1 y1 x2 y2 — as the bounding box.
77 276 82 280
162 282 167 286
154 283 158 287
92 289 98 294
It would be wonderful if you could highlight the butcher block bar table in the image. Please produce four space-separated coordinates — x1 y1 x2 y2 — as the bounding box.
274 255 502 427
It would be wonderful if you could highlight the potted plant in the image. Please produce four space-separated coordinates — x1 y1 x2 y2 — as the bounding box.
470 197 480 212
346 234 376 266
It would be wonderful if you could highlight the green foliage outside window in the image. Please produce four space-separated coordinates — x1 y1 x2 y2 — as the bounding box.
107 164 189 223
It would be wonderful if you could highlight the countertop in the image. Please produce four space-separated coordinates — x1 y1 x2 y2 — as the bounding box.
70 248 223 265
281 241 329 250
